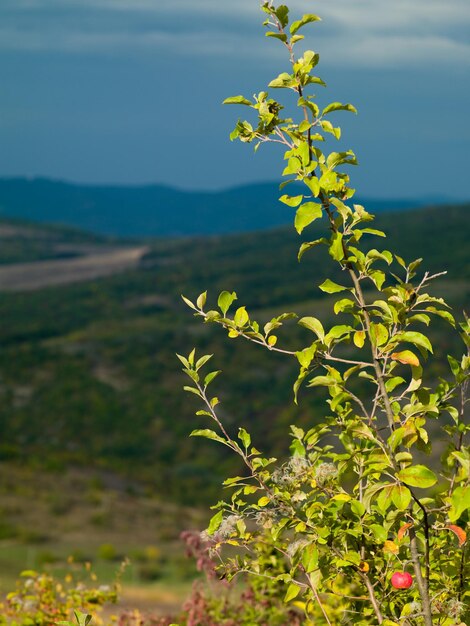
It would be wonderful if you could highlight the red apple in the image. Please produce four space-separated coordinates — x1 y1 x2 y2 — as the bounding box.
391 571 413 589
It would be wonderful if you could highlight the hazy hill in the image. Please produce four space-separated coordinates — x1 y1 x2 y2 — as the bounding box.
0 203 468 508
0 177 437 237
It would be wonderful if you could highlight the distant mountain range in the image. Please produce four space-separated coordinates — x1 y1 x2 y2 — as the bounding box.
0 177 452 237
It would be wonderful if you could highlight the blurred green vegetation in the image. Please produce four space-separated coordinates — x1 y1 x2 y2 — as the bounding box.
0 204 468 505
0 218 109 265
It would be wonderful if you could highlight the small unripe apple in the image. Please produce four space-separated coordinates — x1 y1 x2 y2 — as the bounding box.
391 571 413 589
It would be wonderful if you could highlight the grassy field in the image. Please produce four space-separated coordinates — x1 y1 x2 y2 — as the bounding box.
0 462 205 616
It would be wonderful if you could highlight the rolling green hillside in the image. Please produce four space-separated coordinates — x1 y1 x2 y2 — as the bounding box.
0 204 468 507
0 218 110 265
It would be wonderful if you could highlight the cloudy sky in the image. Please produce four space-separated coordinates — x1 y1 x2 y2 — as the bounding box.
1 0 469 198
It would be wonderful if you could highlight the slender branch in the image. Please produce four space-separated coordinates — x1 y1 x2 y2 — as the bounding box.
408 524 434 626
195 381 301 521
348 269 396 433
273 126 295 148
329 544 384 624
318 195 436 624
307 576 332 626
359 573 384 624
324 353 374 368
458 544 467 601
196 380 241 453
199 309 376 367
448 381 468 495
409 493 431 588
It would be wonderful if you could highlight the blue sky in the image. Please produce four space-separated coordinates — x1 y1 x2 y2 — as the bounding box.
0 0 469 198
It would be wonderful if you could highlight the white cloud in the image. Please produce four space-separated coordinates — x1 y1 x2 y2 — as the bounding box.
0 0 469 68
321 34 470 68
0 27 256 58
314 0 470 30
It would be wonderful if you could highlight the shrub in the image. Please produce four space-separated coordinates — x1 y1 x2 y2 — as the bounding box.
97 543 118 562
0 565 117 625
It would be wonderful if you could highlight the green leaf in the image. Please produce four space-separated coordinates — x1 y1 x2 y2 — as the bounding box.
190 429 228 446
303 176 320 196
296 345 317 368
181 295 197 310
290 14 321 35
234 306 249 327
293 368 309 403
334 298 355 314
238 427 251 449
449 485 470 522
369 524 388 542
369 270 386 290
298 238 327 260
426 306 455 327
176 353 190 368
195 354 212 371
196 291 207 309
298 141 310 166
320 119 341 139
350 500 365 517
307 375 338 388
319 170 338 193
279 194 303 207
319 279 347 294
204 370 221 386
361 228 386 237
274 4 289 28
391 484 412 510
266 31 288 42
207 510 224 535
223 476 246 486
294 202 322 234
223 95 252 106
302 544 319 573
370 322 389 347
353 330 366 348
326 150 357 170
189 349 196 365
74 612 92 626
385 377 406 393
329 231 344 261
407 313 431 326
284 582 301 603
376 485 394 513
283 157 301 176
322 102 357 115
218 291 237 316
366 248 393 265
298 120 311 133
394 331 433 354
324 324 353 347
298 316 325 341
268 72 293 89
397 465 437 488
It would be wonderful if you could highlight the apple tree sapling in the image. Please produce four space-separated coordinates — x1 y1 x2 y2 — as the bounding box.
180 3 469 625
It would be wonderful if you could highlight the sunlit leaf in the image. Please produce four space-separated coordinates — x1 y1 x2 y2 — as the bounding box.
397 465 437 488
